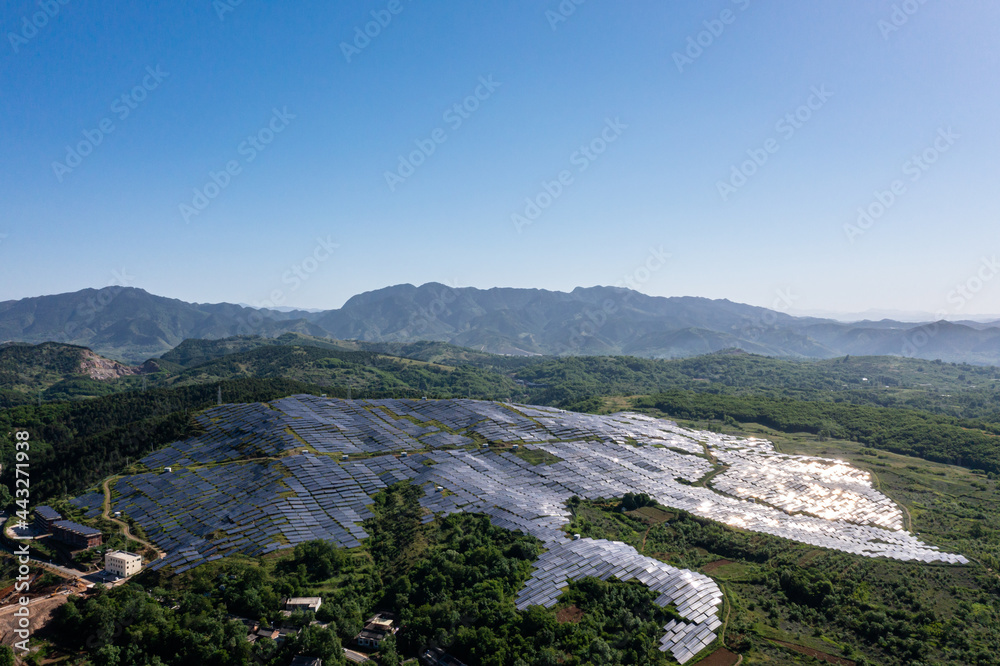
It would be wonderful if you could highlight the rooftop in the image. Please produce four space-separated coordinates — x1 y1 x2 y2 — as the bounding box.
284 597 322 610
290 657 322 666
106 550 143 562
52 520 102 537
343 649 368 664
35 506 62 521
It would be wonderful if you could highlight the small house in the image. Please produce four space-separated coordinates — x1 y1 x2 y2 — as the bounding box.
290 657 322 666
256 627 280 641
355 612 398 648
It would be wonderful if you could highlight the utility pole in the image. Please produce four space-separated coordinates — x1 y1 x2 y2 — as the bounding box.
218 386 222 406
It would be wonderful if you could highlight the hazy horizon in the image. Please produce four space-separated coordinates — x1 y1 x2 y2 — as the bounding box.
5 281 1000 326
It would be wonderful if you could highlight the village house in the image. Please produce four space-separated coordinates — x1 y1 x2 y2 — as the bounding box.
354 611 398 649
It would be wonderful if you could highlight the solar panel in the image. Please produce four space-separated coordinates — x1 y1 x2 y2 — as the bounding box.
88 396 971 664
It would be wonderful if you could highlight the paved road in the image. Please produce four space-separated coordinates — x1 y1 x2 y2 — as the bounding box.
0 539 87 581
0 512 90 581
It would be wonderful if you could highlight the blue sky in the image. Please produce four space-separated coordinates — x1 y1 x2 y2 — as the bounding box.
2 1 999 317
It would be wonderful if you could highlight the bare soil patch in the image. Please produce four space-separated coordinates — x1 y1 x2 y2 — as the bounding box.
629 506 674 524
556 605 583 623
692 646 741 666
770 639 854 665
0 594 68 647
701 559 734 574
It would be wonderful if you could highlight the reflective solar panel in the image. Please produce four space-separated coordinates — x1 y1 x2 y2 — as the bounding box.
91 396 970 664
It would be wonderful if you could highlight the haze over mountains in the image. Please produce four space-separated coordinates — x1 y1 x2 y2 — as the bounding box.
3 284 1000 365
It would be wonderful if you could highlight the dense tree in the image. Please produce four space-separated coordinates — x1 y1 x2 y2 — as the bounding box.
635 390 1000 473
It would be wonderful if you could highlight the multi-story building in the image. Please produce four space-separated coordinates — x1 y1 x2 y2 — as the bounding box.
105 550 143 578
51 520 103 549
33 506 63 533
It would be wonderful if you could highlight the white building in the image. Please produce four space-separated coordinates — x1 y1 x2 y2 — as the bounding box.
105 550 143 578
284 597 322 613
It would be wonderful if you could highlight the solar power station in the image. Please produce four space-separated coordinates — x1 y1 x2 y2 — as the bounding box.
516 538 723 663
97 396 967 663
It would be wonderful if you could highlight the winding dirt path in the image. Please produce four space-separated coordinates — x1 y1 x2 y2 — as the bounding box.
102 477 165 560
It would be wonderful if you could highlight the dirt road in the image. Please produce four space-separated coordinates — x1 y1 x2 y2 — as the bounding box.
102 477 165 560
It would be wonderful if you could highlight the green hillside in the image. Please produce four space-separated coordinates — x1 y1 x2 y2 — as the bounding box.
7 336 1000 421
163 333 538 370
6 340 1000 665
6 336 1000 507
162 344 524 400
517 351 1000 419
626 390 1000 473
159 333 355 367
0 341 149 407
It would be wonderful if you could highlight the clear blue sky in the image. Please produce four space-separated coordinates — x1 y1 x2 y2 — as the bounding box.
2 1 998 316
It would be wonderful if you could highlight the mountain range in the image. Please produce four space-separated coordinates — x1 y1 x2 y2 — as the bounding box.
2 283 1000 365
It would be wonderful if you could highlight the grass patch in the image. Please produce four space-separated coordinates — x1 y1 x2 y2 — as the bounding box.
512 447 564 466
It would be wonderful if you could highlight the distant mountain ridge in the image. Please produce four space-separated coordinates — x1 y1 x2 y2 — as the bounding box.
2 284 1000 364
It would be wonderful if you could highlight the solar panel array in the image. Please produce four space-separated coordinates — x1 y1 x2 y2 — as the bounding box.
709 444 903 530
515 538 723 664
95 397 969 663
68 492 106 519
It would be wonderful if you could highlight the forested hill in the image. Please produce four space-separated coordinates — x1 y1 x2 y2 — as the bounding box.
0 341 153 406
518 352 1000 419
6 284 1000 363
160 345 522 400
7 336 1000 420
160 333 528 370
630 390 1000 474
